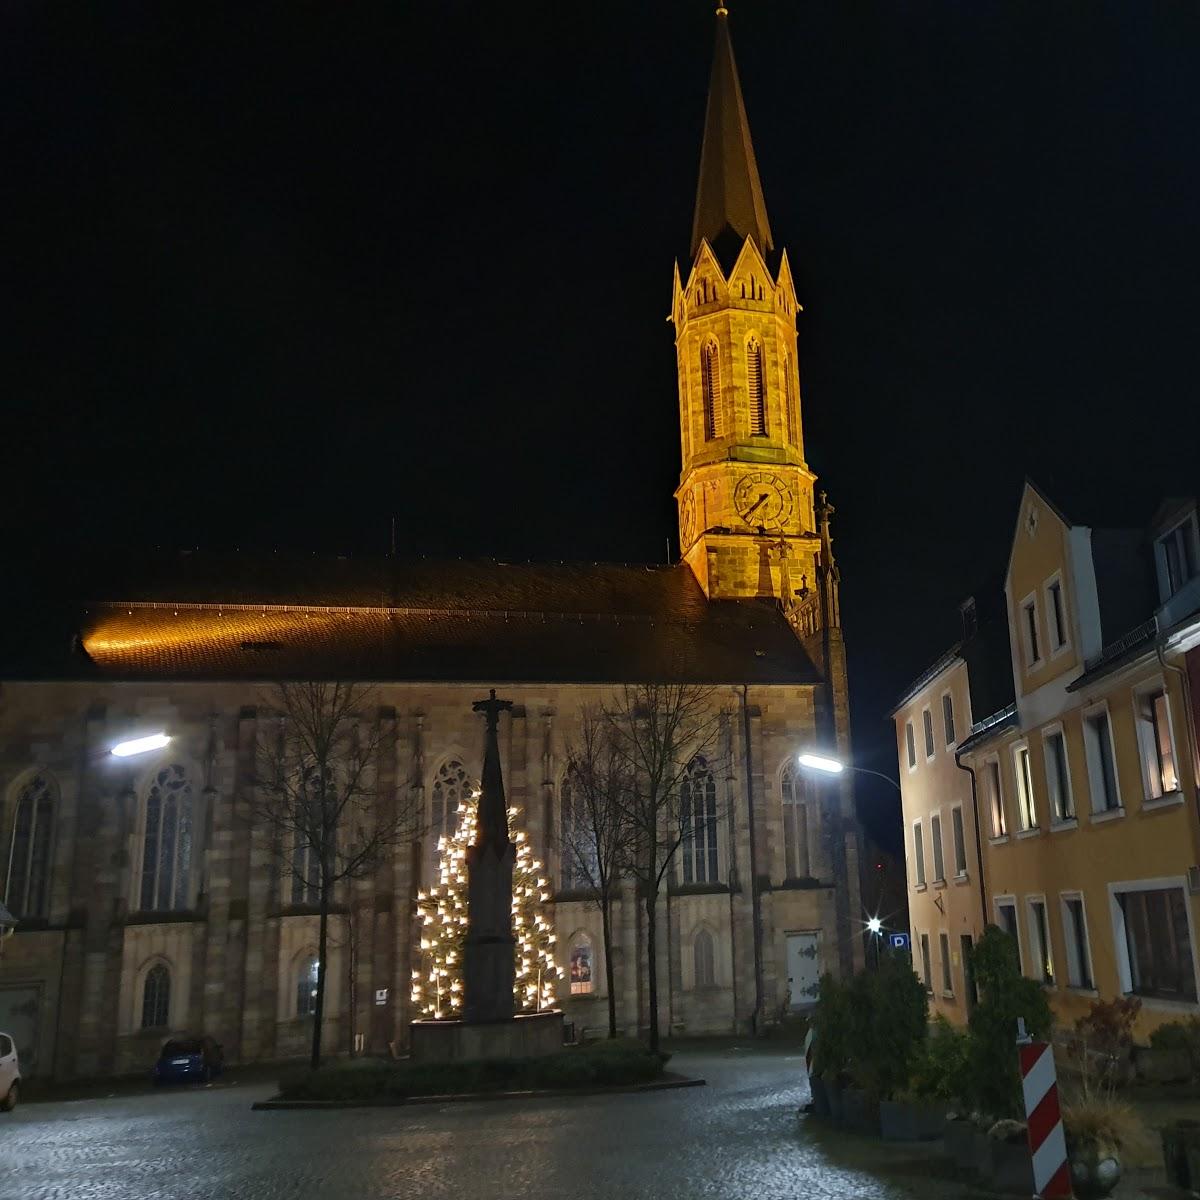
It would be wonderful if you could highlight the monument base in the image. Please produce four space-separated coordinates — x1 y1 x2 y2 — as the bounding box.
409 1010 565 1064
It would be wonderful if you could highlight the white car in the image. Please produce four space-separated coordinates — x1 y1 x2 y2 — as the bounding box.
0 1032 19 1111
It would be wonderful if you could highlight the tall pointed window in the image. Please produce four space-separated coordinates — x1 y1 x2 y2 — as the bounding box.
431 759 471 853
681 756 718 884
296 955 320 1017
559 769 598 891
5 772 55 920
701 340 721 440
140 764 193 912
780 763 811 879
141 963 171 1029
747 337 767 435
783 351 795 446
693 928 715 988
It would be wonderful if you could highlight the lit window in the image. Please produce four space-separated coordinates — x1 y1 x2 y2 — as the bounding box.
905 722 916 769
780 764 811 878
747 337 767 435
1060 894 1093 990
950 806 967 877
942 693 956 747
701 341 721 440
569 937 594 995
141 963 171 1030
986 761 1007 838
912 821 925 887
1043 730 1074 821
296 955 319 1017
930 813 945 883
694 929 715 989
1027 898 1054 985
1135 687 1179 799
939 932 953 994
923 709 935 759
1047 578 1068 651
681 757 718 884
5 772 55 920
1116 885 1197 1002
1014 745 1037 830
140 764 193 912
1083 708 1120 813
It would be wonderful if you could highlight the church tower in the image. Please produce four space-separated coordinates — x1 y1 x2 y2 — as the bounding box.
673 7 820 603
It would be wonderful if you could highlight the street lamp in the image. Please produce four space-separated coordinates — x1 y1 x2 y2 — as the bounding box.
112 733 171 758
796 752 900 791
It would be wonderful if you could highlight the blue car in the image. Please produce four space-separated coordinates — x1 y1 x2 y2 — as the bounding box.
152 1036 223 1085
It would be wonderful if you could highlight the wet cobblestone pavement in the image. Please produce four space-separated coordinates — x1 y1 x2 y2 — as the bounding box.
0 1048 1038 1199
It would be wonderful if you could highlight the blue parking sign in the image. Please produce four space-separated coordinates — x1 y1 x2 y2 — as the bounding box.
889 932 911 952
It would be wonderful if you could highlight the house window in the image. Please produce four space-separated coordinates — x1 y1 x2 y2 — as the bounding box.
1043 729 1074 821
1027 898 1054 985
681 757 718 884
1061 894 1093 989
780 764 811 879
747 337 767 435
950 806 967 876
1047 578 1068 651
995 897 1021 968
1083 708 1120 812
701 340 721 440
783 351 795 445
1135 686 1180 799
694 928 715 988
1014 745 1037 830
296 955 319 1017
1159 519 1199 597
5 772 55 920
1116 885 1197 1002
930 813 945 883
942 693 956 747
939 931 953 994
141 963 171 1030
986 760 1007 837
1022 597 1041 668
919 933 933 993
923 709 935 759
569 936 594 995
912 821 926 886
139 764 193 912
905 722 916 769
431 759 473 870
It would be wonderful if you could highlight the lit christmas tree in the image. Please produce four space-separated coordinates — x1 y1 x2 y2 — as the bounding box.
411 797 558 1018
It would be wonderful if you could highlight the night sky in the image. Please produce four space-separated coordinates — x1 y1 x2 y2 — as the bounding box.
6 2 1200 849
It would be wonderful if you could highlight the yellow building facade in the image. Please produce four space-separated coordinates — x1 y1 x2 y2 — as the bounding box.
955 482 1200 1041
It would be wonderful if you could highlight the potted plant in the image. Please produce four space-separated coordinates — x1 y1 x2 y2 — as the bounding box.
809 973 850 1123
1062 1099 1143 1198
885 1016 968 1142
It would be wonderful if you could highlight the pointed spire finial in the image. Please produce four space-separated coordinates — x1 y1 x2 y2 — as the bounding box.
716 2 729 14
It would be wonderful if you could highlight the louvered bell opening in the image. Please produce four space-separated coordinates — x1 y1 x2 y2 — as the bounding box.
702 342 721 440
748 340 766 436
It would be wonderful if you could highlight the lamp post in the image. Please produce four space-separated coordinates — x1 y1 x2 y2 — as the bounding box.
111 732 171 758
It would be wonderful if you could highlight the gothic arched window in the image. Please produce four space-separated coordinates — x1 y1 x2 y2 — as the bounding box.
139 764 193 912
783 350 796 446
747 337 767 436
141 963 171 1029
296 955 320 1017
694 928 715 988
701 340 721 440
559 770 597 891
681 756 718 885
291 835 319 906
5 772 55 920
430 759 473 879
569 933 594 995
781 763 811 879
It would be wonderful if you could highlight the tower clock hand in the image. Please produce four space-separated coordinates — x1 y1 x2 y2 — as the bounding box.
744 493 769 518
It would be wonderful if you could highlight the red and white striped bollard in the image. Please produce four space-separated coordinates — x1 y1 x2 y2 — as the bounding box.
1017 1019 1072 1198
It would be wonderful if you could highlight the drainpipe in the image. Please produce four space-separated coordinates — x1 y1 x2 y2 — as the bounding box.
954 751 989 931
739 684 765 1033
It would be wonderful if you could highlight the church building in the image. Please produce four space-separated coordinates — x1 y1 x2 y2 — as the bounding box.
0 9 864 1078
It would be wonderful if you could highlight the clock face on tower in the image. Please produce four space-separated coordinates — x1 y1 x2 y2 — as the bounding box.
733 472 795 531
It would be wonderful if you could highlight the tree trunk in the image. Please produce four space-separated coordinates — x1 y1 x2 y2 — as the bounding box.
644 892 659 1051
347 906 358 1056
311 889 329 1071
601 893 617 1039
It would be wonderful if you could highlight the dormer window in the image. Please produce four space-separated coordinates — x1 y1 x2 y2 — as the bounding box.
1158 515 1199 599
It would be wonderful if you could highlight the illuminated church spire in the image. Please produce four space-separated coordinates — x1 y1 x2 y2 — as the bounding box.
691 4 773 261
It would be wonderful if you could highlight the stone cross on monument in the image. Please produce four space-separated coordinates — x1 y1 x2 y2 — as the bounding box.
464 689 517 1024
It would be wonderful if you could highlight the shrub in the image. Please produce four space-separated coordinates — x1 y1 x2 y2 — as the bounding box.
1069 997 1141 1096
910 1015 971 1104
1063 1097 1148 1155
846 950 929 1100
967 925 1053 1119
1149 1018 1200 1079
810 973 851 1082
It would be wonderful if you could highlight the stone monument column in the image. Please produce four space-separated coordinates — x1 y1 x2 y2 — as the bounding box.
463 690 516 1024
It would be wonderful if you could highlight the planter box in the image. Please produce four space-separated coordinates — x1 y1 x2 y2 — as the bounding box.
842 1087 880 1137
808 1075 830 1119
981 1138 1035 1195
943 1119 979 1170
1161 1120 1200 1191
879 1099 947 1142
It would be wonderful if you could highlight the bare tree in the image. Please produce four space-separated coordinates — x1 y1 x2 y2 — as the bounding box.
605 683 724 1051
254 682 419 1070
560 707 633 1039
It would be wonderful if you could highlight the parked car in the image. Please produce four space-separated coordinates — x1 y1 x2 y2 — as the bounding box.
152 1036 224 1085
0 1032 20 1111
